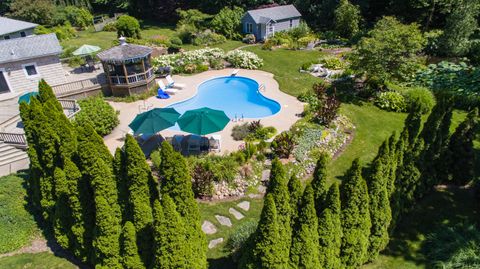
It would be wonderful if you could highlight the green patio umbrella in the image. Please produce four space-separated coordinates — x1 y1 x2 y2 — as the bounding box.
177 107 230 136
18 91 39 104
72 44 101 56
128 108 180 135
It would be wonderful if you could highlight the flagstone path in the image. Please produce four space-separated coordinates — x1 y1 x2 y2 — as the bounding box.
215 215 232 227
201 220 217 235
208 238 224 249
228 208 244 220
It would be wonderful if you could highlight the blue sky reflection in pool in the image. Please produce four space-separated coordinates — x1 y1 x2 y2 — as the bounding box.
168 76 281 119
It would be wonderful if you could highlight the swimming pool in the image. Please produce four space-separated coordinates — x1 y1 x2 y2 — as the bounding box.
168 76 281 119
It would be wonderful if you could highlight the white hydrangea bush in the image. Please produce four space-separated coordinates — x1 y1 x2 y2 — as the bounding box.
152 48 225 71
225 50 263 69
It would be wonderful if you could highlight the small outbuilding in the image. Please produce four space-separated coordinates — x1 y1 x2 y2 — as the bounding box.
97 37 155 97
241 5 302 41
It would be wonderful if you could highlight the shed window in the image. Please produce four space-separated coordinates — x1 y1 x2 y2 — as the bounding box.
290 19 293 28
23 64 38 77
20 31 26 37
246 23 253 33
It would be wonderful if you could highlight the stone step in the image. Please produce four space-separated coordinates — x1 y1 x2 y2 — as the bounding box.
0 147 28 166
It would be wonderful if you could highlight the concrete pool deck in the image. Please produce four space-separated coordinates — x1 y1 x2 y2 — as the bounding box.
103 68 304 154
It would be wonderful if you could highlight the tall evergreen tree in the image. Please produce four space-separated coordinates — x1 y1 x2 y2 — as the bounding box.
311 153 329 205
113 148 129 222
266 158 291 267
287 174 302 228
38 79 62 111
318 183 342 269
121 221 144 269
123 135 154 264
386 133 398 196
445 108 479 185
158 142 206 269
334 0 362 39
366 156 392 261
252 194 281 269
152 196 189 269
340 159 371 268
290 184 321 268
405 104 423 145
53 167 73 250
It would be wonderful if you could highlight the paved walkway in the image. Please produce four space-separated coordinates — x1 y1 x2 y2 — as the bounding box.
103 68 304 154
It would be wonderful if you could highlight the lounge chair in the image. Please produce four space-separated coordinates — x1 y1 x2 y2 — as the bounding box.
158 80 177 94
209 134 221 152
231 69 239 76
156 88 170 99
165 75 186 89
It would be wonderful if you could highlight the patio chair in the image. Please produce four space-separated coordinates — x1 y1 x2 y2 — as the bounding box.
187 135 201 154
165 75 186 89
231 69 239 76
171 134 183 152
158 80 177 94
209 134 221 152
156 88 170 99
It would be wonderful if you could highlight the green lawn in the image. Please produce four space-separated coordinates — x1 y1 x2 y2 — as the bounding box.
0 174 40 254
0 252 77 269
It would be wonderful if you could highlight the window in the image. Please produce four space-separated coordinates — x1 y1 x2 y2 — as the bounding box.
246 23 253 33
20 31 26 37
4 35 10 40
23 63 39 77
290 19 293 28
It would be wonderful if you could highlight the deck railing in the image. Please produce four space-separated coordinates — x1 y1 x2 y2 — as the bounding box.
52 77 105 96
0 132 27 146
110 67 155 85
59 99 82 118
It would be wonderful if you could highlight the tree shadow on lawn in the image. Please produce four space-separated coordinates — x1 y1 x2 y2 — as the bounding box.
17 170 90 269
208 256 235 269
382 186 479 268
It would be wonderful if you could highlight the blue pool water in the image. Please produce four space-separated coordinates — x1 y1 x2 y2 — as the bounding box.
168 76 281 119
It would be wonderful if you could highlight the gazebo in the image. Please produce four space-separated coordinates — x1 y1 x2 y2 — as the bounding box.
97 37 156 96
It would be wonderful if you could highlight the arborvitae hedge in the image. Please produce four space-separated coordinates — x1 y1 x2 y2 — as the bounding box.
311 153 329 213
340 159 371 268
121 221 144 269
318 183 342 269
287 174 302 229
289 184 320 268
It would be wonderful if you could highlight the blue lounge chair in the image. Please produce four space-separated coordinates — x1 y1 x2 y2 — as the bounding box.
156 88 170 99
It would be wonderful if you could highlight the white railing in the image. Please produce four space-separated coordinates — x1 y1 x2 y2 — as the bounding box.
109 67 155 85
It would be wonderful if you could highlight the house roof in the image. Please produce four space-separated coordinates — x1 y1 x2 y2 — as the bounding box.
0 33 62 64
97 43 153 64
245 5 301 24
0 16 38 36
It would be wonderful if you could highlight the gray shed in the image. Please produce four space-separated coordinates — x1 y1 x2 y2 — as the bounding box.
241 5 302 41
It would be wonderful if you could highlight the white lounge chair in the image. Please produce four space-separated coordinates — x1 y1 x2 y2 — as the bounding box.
165 75 186 89
158 80 177 94
231 69 239 76
209 134 221 152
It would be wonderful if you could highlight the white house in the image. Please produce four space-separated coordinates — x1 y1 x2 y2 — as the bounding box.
0 16 38 40
0 33 67 95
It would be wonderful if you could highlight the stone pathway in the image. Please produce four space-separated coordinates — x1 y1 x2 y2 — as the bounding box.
215 215 232 227
261 170 270 182
237 201 250 212
201 220 217 235
208 238 224 249
229 208 244 220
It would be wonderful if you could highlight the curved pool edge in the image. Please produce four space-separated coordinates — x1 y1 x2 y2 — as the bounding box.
166 75 282 120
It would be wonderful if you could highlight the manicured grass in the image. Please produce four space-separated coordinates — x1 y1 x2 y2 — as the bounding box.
245 46 325 97
199 197 263 260
0 252 76 269
364 186 479 269
0 174 40 254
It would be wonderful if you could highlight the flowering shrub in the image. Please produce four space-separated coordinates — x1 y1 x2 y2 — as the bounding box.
293 127 324 162
374 91 407 112
152 48 225 73
225 50 263 69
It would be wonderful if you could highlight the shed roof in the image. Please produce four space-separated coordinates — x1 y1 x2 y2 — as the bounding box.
97 43 153 64
0 16 38 36
245 5 301 24
0 33 62 64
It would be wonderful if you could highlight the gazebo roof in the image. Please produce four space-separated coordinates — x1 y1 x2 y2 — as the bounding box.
97 43 152 64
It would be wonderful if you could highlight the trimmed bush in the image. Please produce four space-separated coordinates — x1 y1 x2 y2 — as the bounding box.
404 87 436 114
116 15 141 39
75 96 119 136
103 22 117 32
193 30 226 46
225 50 263 69
374 91 407 112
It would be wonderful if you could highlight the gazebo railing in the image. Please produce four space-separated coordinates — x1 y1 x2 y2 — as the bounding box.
110 67 155 85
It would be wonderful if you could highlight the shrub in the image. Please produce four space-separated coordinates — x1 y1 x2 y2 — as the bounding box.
262 40 275 50
116 15 141 39
196 64 209 72
192 163 215 198
152 48 225 73
312 83 341 125
209 58 224 69
232 123 251 141
250 126 276 141
103 22 117 32
271 131 295 158
150 149 161 169
225 50 263 69
187 155 239 183
288 21 311 40
374 91 407 112
403 87 436 114
63 6 93 30
298 36 316 48
293 127 324 162
243 34 255 44
169 36 183 46
193 30 226 46
36 23 76 41
319 57 346 70
226 220 258 254
248 120 262 132
68 56 86 68
210 6 244 40
75 96 119 136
